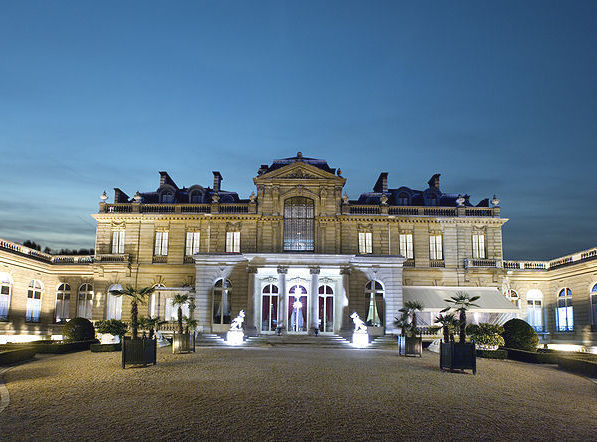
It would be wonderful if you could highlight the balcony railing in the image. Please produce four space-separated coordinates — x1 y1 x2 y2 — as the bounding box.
502 246 597 271
403 259 415 267
152 256 167 263
348 205 381 215
0 239 94 265
430 259 445 268
95 254 129 263
464 258 501 269
101 202 251 214
351 205 499 217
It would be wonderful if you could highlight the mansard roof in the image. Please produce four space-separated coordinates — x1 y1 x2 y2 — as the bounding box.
258 152 337 176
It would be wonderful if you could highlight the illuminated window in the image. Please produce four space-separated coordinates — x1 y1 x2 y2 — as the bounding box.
106 284 123 320
365 281 384 326
111 230 125 254
213 279 231 324
165 295 190 322
400 234 413 259
526 289 543 332
429 235 443 260
472 234 486 259
55 283 71 322
556 288 573 332
226 231 240 253
283 197 314 251
318 284 334 333
590 284 597 326
0 273 12 320
358 232 372 254
77 284 94 319
154 231 169 256
26 280 43 322
185 231 200 256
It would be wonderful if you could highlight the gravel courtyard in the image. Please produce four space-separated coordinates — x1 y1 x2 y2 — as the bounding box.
0 347 595 441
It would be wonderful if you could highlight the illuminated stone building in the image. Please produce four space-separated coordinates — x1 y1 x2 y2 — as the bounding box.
0 153 595 349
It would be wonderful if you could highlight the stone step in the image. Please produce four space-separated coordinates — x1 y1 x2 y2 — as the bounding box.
244 334 351 347
370 336 398 348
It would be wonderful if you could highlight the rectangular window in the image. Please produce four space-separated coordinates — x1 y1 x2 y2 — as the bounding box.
399 233 413 259
111 230 125 254
185 232 200 256
226 231 240 253
527 300 543 331
55 293 70 322
26 292 42 322
591 294 597 326
555 299 573 332
358 232 372 254
429 234 443 260
78 293 93 319
154 231 169 256
0 284 11 320
472 234 486 259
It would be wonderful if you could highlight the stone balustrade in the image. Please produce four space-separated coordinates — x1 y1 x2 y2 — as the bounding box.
502 246 597 271
0 238 94 265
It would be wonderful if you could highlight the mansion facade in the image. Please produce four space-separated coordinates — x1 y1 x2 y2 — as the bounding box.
0 153 595 349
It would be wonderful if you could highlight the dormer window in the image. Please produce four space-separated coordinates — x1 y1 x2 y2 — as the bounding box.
161 192 175 203
397 193 409 205
189 191 203 203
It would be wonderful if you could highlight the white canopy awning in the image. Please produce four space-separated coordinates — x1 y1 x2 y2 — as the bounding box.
402 286 519 313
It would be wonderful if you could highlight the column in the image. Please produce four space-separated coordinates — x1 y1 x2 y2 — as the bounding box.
340 267 351 332
310 267 320 334
277 266 287 332
245 266 258 334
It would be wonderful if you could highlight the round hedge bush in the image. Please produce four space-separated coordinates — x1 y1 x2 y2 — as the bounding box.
62 317 95 341
502 318 539 351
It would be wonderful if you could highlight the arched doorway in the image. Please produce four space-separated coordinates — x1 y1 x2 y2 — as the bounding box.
288 284 308 332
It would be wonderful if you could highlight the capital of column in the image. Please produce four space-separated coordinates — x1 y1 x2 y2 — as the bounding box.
309 266 320 275
277 266 288 274
246 266 258 274
340 267 352 275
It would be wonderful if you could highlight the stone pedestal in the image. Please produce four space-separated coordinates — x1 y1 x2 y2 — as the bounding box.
226 329 244 346
352 330 369 348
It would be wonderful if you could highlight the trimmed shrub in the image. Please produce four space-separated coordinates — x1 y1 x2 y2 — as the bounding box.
90 343 122 352
558 357 597 377
62 317 95 341
504 348 559 364
477 349 507 359
95 319 128 337
502 319 539 351
33 340 97 354
0 348 36 365
467 323 505 349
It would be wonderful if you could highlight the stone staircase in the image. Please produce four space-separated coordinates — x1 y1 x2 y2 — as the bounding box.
369 335 398 349
244 334 351 348
194 333 227 347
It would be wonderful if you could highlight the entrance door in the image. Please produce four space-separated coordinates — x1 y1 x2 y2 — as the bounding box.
261 284 278 332
318 284 334 333
288 285 308 332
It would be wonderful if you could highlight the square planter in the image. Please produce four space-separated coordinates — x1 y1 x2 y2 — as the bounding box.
398 336 422 357
440 341 476 374
172 333 195 353
121 337 157 368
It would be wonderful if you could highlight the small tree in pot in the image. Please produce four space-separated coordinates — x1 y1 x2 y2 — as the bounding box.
139 316 166 340
395 301 424 357
434 313 458 343
171 294 194 353
441 292 480 343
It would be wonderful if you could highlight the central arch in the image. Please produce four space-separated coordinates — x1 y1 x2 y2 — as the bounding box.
283 197 314 251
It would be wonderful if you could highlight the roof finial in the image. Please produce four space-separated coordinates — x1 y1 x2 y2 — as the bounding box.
297 151 303 160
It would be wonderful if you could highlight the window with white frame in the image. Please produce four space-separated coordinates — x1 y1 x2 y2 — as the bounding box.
526 289 543 332
77 284 94 319
0 273 12 320
111 230 125 254
590 283 597 326
472 233 486 259
399 233 413 259
365 280 384 326
55 283 71 322
556 288 573 332
154 231 169 256
26 280 43 322
226 231 240 253
358 232 372 254
106 284 123 320
505 289 520 308
185 231 200 256
213 279 232 324
429 234 443 260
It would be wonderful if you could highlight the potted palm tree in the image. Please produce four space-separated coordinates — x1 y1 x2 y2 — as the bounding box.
395 301 423 357
434 313 458 344
139 316 166 340
109 285 157 368
171 293 194 353
439 291 480 374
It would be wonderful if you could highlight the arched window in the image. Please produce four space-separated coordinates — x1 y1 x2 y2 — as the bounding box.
0 273 12 320
283 197 314 251
106 284 123 320
556 288 573 332
365 281 384 327
505 289 519 308
526 289 543 332
189 190 203 203
261 283 278 332
78 284 94 319
55 283 71 322
26 280 43 322
590 284 597 326
318 284 334 333
213 279 231 324
288 285 307 332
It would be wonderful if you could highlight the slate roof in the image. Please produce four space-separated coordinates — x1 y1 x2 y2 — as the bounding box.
259 152 337 175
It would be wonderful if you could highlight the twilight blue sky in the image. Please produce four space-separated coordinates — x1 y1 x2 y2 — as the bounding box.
1 1 596 259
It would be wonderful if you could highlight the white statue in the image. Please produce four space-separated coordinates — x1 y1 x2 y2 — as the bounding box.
230 310 245 330
350 312 368 333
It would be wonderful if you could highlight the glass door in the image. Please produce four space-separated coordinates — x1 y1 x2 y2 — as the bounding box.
318 284 334 333
261 284 278 332
288 285 308 332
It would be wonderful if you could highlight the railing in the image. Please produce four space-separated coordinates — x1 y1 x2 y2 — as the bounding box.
348 205 381 215
180 204 210 213
219 204 249 214
464 258 501 269
105 204 133 213
184 256 195 264
403 259 415 267
388 207 419 216
423 208 456 217
418 326 442 337
152 256 167 263
502 261 549 270
430 259 445 268
141 205 175 213
503 246 597 271
102 203 251 214
95 254 130 263
0 238 93 265
465 208 494 217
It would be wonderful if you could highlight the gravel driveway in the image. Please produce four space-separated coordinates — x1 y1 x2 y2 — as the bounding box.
0 347 595 441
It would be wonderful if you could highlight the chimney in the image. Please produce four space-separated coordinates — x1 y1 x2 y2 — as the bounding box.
427 174 441 190
373 172 388 193
159 171 178 188
113 188 129 203
212 171 223 192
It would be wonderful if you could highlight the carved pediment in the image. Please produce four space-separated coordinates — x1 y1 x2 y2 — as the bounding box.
254 161 345 184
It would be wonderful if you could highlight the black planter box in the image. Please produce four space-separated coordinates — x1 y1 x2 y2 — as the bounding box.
122 337 157 368
172 333 195 353
398 336 422 357
440 341 476 374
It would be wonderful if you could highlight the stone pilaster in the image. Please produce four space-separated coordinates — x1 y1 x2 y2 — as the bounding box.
245 266 258 334
340 267 352 332
309 267 320 333
277 266 288 331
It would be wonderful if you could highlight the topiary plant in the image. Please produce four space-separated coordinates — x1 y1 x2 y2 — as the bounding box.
502 318 539 351
62 317 95 341
466 323 505 349
95 319 128 337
